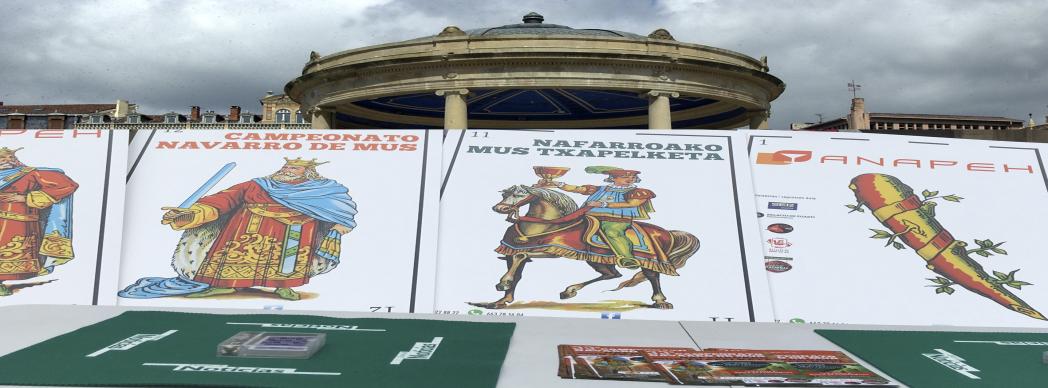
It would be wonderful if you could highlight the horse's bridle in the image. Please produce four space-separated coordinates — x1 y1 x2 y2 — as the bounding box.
501 193 535 221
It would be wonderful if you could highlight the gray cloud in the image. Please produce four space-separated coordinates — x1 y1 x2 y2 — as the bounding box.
1 0 1045 127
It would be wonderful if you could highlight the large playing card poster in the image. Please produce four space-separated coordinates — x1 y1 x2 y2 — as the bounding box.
435 130 772 321
116 129 441 312
749 131 1048 327
0 129 127 306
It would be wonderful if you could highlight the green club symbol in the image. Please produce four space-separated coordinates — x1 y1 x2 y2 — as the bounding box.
789 318 805 323
468 309 484 316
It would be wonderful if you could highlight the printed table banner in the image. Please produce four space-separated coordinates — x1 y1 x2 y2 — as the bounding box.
816 329 1048 388
748 131 1048 327
0 129 127 306
435 129 771 321
0 311 515 388
116 129 441 313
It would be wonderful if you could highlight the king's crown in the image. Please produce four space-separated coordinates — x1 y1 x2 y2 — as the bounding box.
283 157 329 168
0 147 23 157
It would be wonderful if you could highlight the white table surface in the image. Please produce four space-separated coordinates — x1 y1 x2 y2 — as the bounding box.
2 305 1047 388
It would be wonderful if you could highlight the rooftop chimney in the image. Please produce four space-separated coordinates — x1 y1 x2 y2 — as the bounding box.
191 106 201 122
847 98 870 130
229 106 241 120
114 99 130 118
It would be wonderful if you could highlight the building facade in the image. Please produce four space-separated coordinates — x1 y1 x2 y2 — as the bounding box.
0 100 132 129
799 98 1046 142
802 98 1024 131
73 94 310 130
260 92 306 125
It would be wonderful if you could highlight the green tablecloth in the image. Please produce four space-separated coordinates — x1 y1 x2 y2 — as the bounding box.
0 311 515 388
816 329 1048 388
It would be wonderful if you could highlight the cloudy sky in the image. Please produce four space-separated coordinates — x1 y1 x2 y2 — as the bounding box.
2 0 1046 127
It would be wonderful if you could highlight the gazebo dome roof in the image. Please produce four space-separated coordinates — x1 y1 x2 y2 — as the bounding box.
287 12 784 129
460 12 646 39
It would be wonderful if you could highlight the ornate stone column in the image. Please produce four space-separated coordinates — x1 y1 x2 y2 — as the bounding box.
647 91 679 129
436 89 470 129
309 106 334 129
749 110 770 129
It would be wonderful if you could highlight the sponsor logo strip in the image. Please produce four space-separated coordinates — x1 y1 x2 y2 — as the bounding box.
921 349 980 379
226 322 385 332
143 363 340 376
86 330 178 358
953 340 1048 346
390 337 443 365
768 202 798 210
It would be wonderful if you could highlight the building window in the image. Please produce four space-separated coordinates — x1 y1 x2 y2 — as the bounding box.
165 114 178 123
90 114 103 124
128 114 141 124
295 110 303 123
276 109 291 123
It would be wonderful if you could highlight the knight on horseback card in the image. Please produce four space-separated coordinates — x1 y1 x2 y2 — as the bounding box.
436 129 772 321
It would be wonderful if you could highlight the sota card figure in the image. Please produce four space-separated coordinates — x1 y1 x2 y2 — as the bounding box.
117 129 440 312
0 130 126 305
435 130 771 321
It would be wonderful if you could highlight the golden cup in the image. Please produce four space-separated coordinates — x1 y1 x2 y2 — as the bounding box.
533 166 570 180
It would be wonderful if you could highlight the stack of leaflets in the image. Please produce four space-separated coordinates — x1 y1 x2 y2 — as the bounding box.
557 345 895 386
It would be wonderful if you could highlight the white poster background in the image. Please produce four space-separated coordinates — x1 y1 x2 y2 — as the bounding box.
441 129 465 196
0 129 127 306
435 129 771 321
126 129 155 174
116 129 441 313
749 131 1048 327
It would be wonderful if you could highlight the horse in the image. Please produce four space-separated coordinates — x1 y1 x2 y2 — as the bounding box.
469 184 700 310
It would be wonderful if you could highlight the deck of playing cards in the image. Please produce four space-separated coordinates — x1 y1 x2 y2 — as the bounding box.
557 345 895 386
217 332 326 359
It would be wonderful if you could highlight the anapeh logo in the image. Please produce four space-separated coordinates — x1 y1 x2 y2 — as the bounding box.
755 149 1034 173
755 150 812 165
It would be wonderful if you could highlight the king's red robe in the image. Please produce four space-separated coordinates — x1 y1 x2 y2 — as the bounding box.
191 180 335 288
0 168 78 281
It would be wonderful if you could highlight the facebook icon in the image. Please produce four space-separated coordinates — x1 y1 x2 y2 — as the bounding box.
601 312 621 320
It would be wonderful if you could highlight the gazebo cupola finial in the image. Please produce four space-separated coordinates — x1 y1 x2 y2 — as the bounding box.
522 12 544 24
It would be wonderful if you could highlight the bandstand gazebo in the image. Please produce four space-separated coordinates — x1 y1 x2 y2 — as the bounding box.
285 12 785 129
